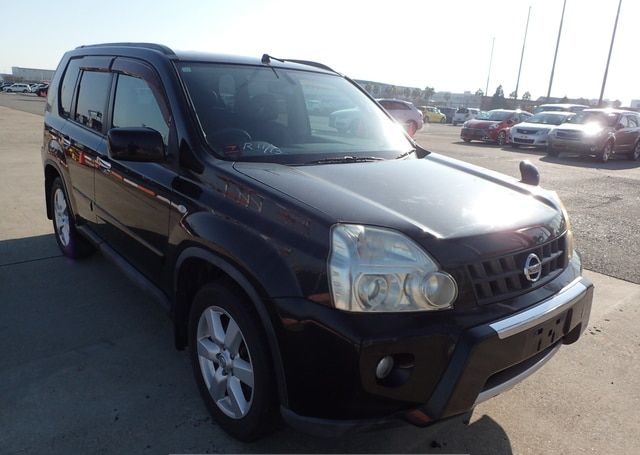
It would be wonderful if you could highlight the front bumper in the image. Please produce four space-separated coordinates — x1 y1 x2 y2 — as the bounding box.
548 136 606 154
274 266 592 435
510 132 549 146
461 127 500 142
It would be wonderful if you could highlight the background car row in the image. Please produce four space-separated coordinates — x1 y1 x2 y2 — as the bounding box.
454 104 640 163
1 82 49 96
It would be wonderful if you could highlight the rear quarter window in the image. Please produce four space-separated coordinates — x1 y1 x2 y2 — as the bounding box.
59 59 82 118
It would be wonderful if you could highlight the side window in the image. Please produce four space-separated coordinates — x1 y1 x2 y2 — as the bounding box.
618 116 629 128
112 74 170 145
74 71 112 133
626 115 638 128
59 59 82 118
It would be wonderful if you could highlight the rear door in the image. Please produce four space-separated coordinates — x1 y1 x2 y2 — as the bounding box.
60 57 114 224
93 57 176 283
614 115 633 152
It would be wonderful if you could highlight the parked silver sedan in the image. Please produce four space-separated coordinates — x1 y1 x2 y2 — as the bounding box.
376 98 424 137
509 111 574 148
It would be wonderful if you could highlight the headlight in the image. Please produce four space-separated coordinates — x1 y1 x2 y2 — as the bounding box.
488 124 498 129
549 192 574 260
583 122 604 136
328 224 457 312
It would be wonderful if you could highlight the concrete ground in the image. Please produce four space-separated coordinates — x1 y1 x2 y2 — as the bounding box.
1 99 639 454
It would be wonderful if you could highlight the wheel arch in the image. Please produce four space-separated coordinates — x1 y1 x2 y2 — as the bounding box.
44 161 67 220
173 246 289 406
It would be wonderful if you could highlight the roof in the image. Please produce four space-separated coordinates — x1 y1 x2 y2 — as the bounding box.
74 42 338 75
583 108 636 114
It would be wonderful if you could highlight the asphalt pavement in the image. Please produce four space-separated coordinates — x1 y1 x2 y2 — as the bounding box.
1 97 639 454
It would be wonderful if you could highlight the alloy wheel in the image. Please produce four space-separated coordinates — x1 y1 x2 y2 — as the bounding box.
53 188 70 247
196 306 254 419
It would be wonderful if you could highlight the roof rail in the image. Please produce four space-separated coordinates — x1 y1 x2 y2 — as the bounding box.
75 42 175 56
285 59 338 74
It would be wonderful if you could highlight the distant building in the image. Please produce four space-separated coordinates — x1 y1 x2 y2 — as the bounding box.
11 66 55 82
430 91 481 109
354 79 422 101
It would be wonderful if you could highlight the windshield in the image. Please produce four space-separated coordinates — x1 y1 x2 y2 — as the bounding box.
177 62 413 163
566 111 618 127
476 110 512 121
527 112 571 125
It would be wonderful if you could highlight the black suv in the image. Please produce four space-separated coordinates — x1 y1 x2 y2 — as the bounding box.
42 43 593 441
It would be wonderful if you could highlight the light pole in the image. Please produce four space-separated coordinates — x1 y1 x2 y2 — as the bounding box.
514 6 532 100
547 0 567 101
485 37 495 97
598 0 623 107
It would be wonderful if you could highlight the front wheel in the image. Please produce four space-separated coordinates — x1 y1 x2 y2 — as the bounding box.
546 144 559 157
497 131 507 146
462 138 471 143
189 283 278 441
50 177 94 258
440 117 446 124
601 141 613 163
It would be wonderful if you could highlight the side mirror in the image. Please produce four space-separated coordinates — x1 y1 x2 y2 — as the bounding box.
107 127 165 162
519 160 540 186
506 119 514 126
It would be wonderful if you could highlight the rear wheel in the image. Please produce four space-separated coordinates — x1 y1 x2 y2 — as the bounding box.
188 283 278 441
629 141 640 161
50 177 94 259
463 138 471 143
406 121 418 137
497 131 507 146
546 144 559 157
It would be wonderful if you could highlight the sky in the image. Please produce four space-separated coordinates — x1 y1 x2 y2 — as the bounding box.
1 0 637 104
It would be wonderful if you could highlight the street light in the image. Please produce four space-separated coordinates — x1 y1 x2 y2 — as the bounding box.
598 0 623 107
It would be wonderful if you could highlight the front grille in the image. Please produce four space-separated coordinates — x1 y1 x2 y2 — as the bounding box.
514 137 535 144
556 130 583 140
463 128 486 137
516 128 538 135
467 235 567 305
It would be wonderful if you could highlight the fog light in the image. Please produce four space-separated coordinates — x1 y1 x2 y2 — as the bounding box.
376 355 394 379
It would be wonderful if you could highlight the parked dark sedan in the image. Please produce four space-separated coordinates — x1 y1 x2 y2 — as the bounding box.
547 109 640 162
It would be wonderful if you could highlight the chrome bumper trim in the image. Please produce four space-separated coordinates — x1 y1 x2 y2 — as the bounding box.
474 342 561 405
490 278 588 339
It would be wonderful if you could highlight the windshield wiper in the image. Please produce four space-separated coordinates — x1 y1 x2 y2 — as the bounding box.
304 156 386 165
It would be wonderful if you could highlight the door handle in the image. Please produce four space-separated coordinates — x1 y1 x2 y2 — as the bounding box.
97 157 111 170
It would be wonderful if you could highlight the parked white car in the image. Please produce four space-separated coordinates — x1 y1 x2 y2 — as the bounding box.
3 83 31 93
509 111 574 148
376 99 424 137
532 103 588 114
452 107 480 126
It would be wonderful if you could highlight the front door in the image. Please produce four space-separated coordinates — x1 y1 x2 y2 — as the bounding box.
93 58 176 284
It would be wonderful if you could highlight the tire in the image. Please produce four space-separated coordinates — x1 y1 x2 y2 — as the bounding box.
463 138 471 143
452 121 457 126
440 117 446 124
406 121 418 137
546 144 559 157
497 131 507 146
50 177 94 259
601 140 613 163
188 282 278 441
630 141 640 161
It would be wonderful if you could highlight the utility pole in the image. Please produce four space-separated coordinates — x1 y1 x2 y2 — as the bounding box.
547 0 567 101
485 37 495 97
598 0 622 107
514 6 532 100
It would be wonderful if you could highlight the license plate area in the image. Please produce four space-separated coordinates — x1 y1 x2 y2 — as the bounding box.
524 310 570 358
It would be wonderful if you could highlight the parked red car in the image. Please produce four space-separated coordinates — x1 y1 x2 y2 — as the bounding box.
461 109 532 145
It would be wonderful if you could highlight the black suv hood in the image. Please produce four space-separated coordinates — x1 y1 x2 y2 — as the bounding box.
233 154 564 262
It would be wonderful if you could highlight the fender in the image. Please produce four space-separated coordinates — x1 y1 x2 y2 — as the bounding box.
174 245 290 406
43 157 73 220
